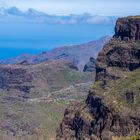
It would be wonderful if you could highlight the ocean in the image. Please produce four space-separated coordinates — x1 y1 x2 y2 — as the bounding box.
0 22 114 59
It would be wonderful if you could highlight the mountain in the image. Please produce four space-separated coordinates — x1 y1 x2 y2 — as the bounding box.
6 7 24 16
0 7 117 24
0 59 96 139
0 60 95 97
57 16 140 140
25 8 46 16
3 36 111 70
0 7 43 16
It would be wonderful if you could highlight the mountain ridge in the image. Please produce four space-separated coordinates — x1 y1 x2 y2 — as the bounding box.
2 36 111 70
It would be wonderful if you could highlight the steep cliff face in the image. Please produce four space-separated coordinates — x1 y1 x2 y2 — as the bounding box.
96 16 140 81
57 16 140 140
57 92 140 140
95 38 140 81
114 16 140 41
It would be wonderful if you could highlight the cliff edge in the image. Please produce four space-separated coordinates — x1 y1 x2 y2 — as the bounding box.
56 16 140 140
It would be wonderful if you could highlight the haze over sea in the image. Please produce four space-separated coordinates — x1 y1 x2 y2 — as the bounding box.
0 22 114 59
0 0 140 60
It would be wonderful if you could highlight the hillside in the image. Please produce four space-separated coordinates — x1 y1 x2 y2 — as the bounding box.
0 59 95 139
3 36 110 70
57 16 140 140
0 60 95 97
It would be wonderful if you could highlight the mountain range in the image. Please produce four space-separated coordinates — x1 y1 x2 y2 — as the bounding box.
0 7 46 16
0 7 117 24
0 15 140 140
2 36 111 70
0 35 112 139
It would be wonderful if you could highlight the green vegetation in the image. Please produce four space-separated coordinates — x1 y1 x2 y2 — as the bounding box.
128 16 140 19
0 61 95 139
92 68 140 116
126 135 140 140
113 132 140 140
0 91 76 140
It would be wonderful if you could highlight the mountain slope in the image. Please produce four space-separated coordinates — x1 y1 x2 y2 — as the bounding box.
3 36 110 70
0 60 95 97
0 59 95 139
57 16 140 140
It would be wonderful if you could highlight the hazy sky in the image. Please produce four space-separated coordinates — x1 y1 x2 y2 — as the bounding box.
1 0 140 16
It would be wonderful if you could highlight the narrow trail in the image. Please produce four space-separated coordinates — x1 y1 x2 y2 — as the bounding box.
27 81 92 103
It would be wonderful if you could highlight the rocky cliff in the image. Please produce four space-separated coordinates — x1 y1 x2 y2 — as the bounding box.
114 16 140 41
57 16 140 140
96 17 140 82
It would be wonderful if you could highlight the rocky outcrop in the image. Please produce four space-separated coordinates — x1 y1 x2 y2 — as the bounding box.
83 57 96 72
57 16 140 140
57 92 140 140
114 16 140 41
0 65 33 93
95 38 140 81
95 17 140 81
85 93 140 138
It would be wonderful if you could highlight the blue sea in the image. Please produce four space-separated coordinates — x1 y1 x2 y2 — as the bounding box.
0 22 114 59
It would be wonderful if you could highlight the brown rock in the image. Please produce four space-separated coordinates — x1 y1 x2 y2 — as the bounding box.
114 16 140 41
57 16 140 140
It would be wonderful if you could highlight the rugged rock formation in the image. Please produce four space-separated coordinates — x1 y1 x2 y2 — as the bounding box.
57 16 140 140
114 16 140 41
83 57 96 72
95 38 140 81
96 17 140 81
57 93 140 140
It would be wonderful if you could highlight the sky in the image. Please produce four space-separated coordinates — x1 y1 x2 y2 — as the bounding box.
0 0 140 59
1 0 140 16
